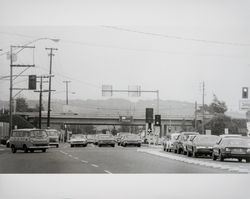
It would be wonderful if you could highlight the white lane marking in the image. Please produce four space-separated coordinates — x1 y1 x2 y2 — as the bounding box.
81 160 88 163
137 148 250 173
74 157 79 160
104 170 112 174
68 154 72 157
91 164 99 168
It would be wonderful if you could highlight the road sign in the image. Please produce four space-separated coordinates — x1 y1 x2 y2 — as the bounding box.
239 100 250 110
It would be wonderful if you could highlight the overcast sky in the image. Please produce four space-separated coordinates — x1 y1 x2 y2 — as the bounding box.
0 1 250 112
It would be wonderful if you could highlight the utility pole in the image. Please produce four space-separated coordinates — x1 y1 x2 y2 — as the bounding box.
202 81 205 134
63 80 71 105
9 46 13 136
45 48 58 127
194 101 197 131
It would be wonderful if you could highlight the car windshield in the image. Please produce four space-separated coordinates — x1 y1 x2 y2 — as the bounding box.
195 136 220 144
71 134 86 139
30 130 47 138
126 135 140 139
99 134 113 138
46 130 58 136
223 138 250 147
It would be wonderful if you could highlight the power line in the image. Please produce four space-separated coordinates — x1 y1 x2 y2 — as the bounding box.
103 26 250 47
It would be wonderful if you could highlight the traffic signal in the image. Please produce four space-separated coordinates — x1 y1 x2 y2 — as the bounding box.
28 75 37 90
155 114 161 126
145 108 154 123
242 87 248 99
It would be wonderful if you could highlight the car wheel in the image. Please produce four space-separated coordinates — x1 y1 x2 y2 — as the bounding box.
124 143 127 147
11 145 16 153
112 144 115 147
174 149 177 153
42 149 46 152
219 152 224 162
23 145 28 153
238 158 242 162
137 144 141 147
6 143 10 148
98 144 102 147
177 148 181 154
56 144 59 148
70 145 73 148
212 152 217 161
246 158 250 163
30 149 34 153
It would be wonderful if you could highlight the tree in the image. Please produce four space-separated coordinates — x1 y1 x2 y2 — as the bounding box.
15 97 29 112
208 94 227 114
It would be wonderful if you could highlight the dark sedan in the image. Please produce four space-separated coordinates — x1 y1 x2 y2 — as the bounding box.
212 137 250 162
187 135 220 157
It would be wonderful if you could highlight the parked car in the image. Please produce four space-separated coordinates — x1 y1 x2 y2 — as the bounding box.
163 133 180 152
9 129 49 153
116 132 131 146
184 135 197 154
212 137 250 162
70 134 88 147
97 134 116 147
45 129 60 148
120 134 142 147
175 132 199 154
87 134 95 144
186 135 220 157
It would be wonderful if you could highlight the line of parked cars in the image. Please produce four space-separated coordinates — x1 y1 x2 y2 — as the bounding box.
163 132 250 162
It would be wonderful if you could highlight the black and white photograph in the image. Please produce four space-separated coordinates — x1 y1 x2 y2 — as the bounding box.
0 0 250 198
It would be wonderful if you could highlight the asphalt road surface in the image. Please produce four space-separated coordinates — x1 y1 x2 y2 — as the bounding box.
0 143 249 173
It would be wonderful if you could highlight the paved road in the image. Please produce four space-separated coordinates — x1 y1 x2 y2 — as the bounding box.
0 143 248 173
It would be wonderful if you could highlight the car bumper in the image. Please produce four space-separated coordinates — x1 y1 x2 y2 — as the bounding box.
222 152 250 159
29 145 49 149
196 148 213 155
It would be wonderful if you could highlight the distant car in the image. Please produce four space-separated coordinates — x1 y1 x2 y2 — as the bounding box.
163 133 180 152
9 129 49 153
120 134 142 147
212 137 250 162
97 134 116 147
187 135 220 158
175 132 199 154
70 134 88 147
45 129 60 148
117 132 131 146
87 134 95 144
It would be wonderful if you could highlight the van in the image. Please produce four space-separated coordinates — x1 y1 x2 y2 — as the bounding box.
9 129 49 153
45 129 60 148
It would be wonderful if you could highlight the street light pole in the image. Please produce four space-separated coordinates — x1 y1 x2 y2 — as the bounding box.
63 80 71 105
46 48 58 127
9 46 13 137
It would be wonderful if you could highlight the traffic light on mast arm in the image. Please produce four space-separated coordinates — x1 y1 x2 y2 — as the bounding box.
28 75 37 90
242 87 248 99
155 114 161 126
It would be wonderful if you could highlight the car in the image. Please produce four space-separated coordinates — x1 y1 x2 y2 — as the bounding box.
186 135 220 157
120 134 142 147
175 132 199 154
70 134 88 147
212 137 250 162
87 134 95 144
184 135 197 154
163 133 180 152
97 134 116 147
9 129 49 153
45 129 60 148
116 132 131 146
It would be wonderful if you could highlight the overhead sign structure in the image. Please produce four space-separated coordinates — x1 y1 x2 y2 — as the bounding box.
102 85 113 96
239 100 250 110
119 116 133 123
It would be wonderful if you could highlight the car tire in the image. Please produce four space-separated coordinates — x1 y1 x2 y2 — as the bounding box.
6 143 10 148
212 152 217 161
11 145 16 153
137 144 141 147
174 149 177 153
219 152 224 162
30 149 34 153
238 158 242 162
112 144 115 147
124 143 127 147
98 144 102 147
42 149 46 152
23 145 28 153
246 158 250 163
177 148 181 154
56 145 59 148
